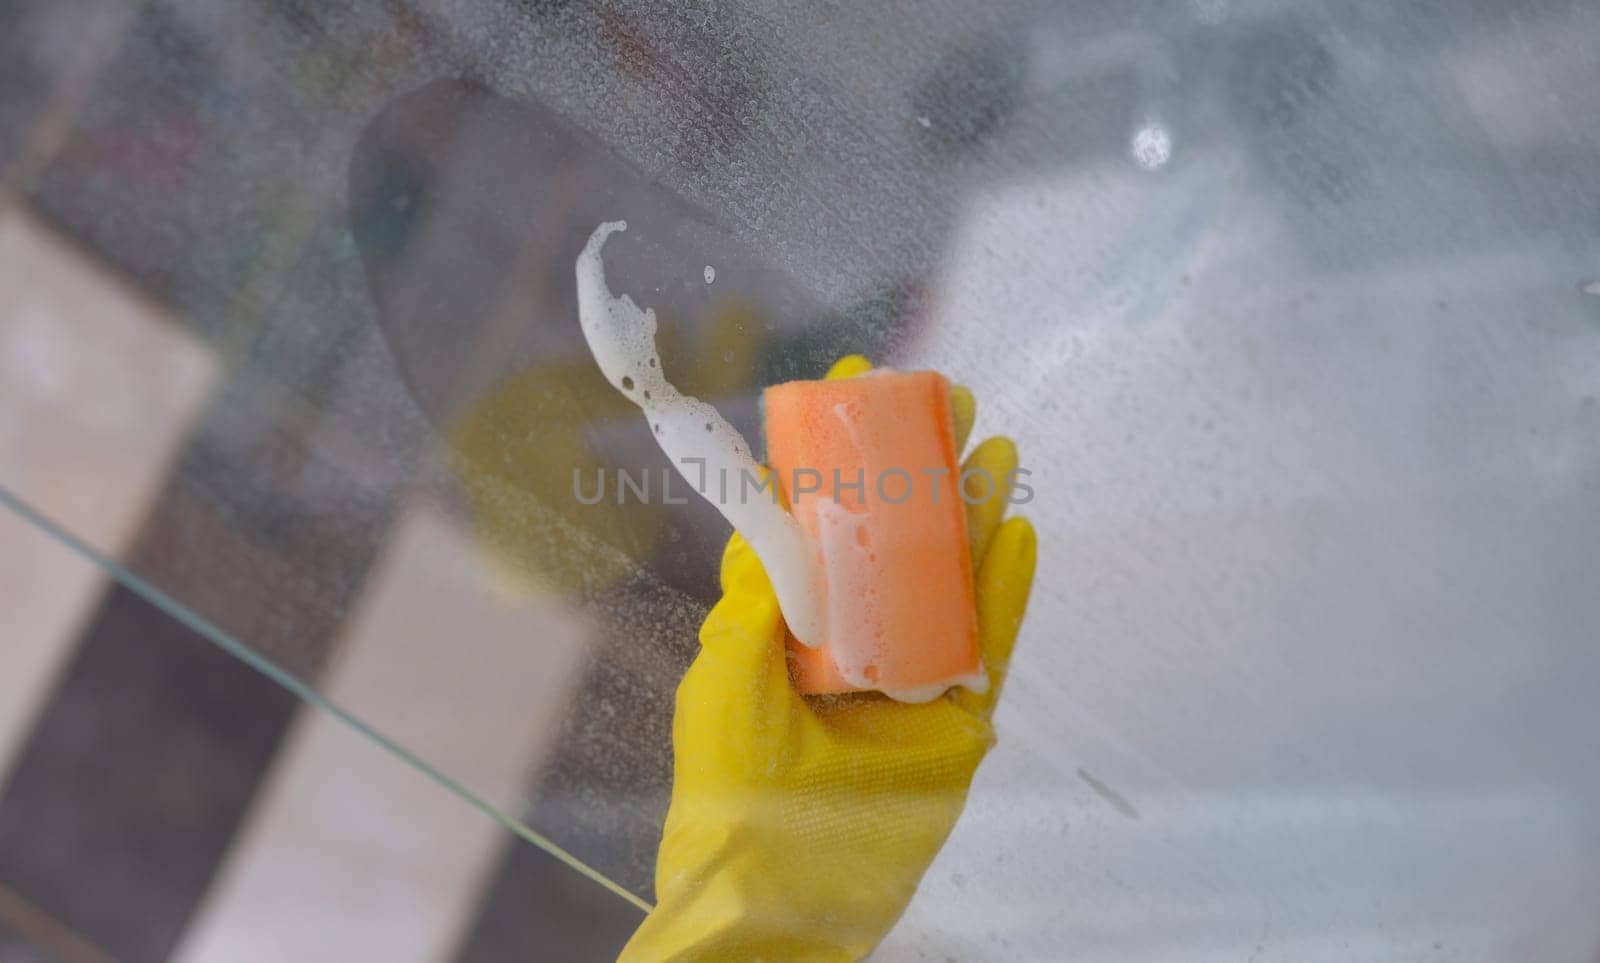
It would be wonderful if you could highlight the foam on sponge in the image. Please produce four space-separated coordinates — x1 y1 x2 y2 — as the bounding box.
763 371 985 701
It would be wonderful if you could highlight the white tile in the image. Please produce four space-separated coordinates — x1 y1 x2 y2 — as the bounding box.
0 207 216 553
173 506 596 963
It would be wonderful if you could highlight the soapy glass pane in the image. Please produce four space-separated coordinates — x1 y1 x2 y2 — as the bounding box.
1 2 1599 958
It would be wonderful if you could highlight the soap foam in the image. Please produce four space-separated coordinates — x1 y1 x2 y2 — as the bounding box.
576 221 825 647
809 391 990 703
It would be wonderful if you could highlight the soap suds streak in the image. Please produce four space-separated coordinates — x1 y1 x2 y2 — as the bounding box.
576 221 825 647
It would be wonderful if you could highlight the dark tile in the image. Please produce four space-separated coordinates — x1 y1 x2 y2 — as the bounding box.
0 920 62 963
453 839 645 963
0 584 298 963
26 1 450 345
0 0 131 177
126 370 404 681
0 21 51 174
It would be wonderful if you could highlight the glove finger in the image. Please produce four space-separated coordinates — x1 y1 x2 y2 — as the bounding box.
825 353 873 380
953 515 1037 715
950 384 977 453
960 436 1019 571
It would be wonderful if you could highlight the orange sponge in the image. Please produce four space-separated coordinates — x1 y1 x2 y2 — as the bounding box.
762 370 982 699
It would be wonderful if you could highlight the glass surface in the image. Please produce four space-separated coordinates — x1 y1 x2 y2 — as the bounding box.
4 1 1600 958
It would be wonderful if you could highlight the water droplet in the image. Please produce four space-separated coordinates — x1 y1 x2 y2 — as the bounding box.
1131 123 1172 170
722 350 734 363
703 265 716 284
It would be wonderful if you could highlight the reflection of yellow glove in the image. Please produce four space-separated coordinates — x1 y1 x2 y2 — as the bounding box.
448 302 763 594
620 356 1038 962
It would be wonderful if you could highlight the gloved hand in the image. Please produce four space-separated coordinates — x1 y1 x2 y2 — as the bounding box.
620 355 1038 962
448 302 764 595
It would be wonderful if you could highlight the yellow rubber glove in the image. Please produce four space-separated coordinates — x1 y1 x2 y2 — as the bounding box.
620 355 1038 962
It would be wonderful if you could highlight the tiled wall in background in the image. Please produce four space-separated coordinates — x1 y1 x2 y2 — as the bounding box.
5 3 704 898
0 203 642 960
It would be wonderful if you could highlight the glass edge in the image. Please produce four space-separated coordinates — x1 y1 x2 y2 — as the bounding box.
0 482 654 915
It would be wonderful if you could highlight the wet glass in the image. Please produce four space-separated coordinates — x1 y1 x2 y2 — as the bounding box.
3 1 1599 958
